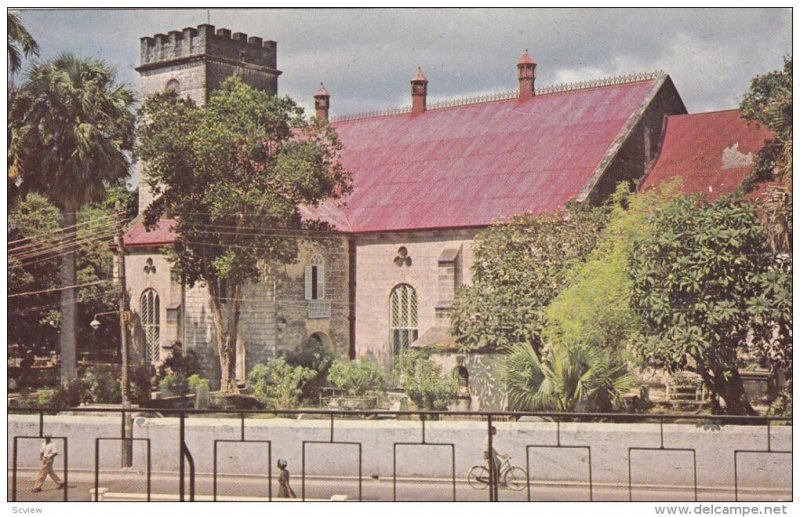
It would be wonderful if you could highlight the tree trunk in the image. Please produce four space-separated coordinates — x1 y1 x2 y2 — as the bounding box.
219 332 239 394
208 281 242 394
715 368 757 416
59 204 78 384
703 365 756 416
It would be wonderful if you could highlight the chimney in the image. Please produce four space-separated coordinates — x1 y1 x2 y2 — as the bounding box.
314 83 330 121
517 50 536 100
410 67 428 115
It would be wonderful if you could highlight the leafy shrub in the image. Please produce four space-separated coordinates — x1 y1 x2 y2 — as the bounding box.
328 359 386 397
156 345 205 398
187 374 209 391
285 339 337 400
247 358 317 409
159 371 188 397
156 344 204 380
393 350 457 410
80 365 121 404
767 394 792 417
34 389 61 408
130 364 154 406
21 379 82 409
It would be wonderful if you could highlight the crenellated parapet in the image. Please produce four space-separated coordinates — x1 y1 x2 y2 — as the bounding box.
138 24 277 71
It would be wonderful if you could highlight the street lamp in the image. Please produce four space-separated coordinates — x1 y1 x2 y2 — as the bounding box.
89 308 133 467
89 311 118 331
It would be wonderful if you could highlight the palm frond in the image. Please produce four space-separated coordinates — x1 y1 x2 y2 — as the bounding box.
7 12 39 75
501 340 634 412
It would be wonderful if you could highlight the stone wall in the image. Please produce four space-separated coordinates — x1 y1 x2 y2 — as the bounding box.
272 238 351 357
8 415 791 491
155 237 351 389
431 352 505 411
126 249 179 364
206 59 279 96
353 229 479 367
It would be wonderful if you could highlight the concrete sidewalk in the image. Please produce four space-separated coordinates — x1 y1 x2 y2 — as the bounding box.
8 468 791 502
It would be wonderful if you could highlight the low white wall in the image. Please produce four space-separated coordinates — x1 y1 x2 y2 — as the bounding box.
8 415 791 490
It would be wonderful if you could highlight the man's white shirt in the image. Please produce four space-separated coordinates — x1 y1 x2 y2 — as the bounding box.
40 442 58 459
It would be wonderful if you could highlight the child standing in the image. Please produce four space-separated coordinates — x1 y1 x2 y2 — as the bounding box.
277 459 296 498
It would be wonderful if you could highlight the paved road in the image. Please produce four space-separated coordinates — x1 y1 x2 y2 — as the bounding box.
8 469 791 502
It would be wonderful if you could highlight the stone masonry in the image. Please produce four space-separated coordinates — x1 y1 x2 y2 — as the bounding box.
126 239 350 390
354 229 478 368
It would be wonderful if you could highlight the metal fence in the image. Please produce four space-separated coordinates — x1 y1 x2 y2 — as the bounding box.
7 408 792 502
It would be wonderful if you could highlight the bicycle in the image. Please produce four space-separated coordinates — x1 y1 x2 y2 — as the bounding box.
467 456 527 491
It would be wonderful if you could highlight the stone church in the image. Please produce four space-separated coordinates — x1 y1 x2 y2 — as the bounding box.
123 24 690 406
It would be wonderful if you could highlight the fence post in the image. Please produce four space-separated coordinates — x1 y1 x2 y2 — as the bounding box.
487 414 497 501
179 411 185 501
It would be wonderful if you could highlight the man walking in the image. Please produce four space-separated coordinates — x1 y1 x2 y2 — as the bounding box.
32 435 63 492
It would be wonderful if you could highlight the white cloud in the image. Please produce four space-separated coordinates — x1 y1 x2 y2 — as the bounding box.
16 7 791 115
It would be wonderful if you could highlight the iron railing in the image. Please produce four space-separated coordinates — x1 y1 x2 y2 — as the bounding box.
6 407 792 502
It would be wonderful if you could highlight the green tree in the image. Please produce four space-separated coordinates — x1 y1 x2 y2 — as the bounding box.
501 341 633 413
740 56 792 253
630 195 790 415
450 202 608 352
746 253 792 402
9 54 135 383
7 12 39 75
8 194 62 358
544 182 680 354
136 77 350 393
8 189 135 381
74 188 137 359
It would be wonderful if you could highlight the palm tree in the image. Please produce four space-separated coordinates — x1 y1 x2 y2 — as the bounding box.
501 341 634 412
7 12 39 75
9 54 135 383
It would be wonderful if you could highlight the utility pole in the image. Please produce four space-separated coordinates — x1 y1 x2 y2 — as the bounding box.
114 204 132 466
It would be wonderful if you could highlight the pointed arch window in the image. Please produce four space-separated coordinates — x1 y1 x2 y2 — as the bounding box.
304 253 325 300
140 288 160 362
390 284 418 355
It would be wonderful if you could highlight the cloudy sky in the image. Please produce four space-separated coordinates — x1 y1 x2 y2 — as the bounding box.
13 8 792 117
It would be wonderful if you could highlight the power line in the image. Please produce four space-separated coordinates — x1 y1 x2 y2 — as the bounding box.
10 231 118 266
7 292 112 317
9 215 122 254
7 279 111 299
8 211 124 248
9 227 121 264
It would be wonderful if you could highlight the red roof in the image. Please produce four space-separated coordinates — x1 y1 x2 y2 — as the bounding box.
126 75 667 245
330 77 662 232
640 109 771 200
123 217 177 248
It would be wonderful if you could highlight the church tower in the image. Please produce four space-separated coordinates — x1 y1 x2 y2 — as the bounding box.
135 24 282 213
